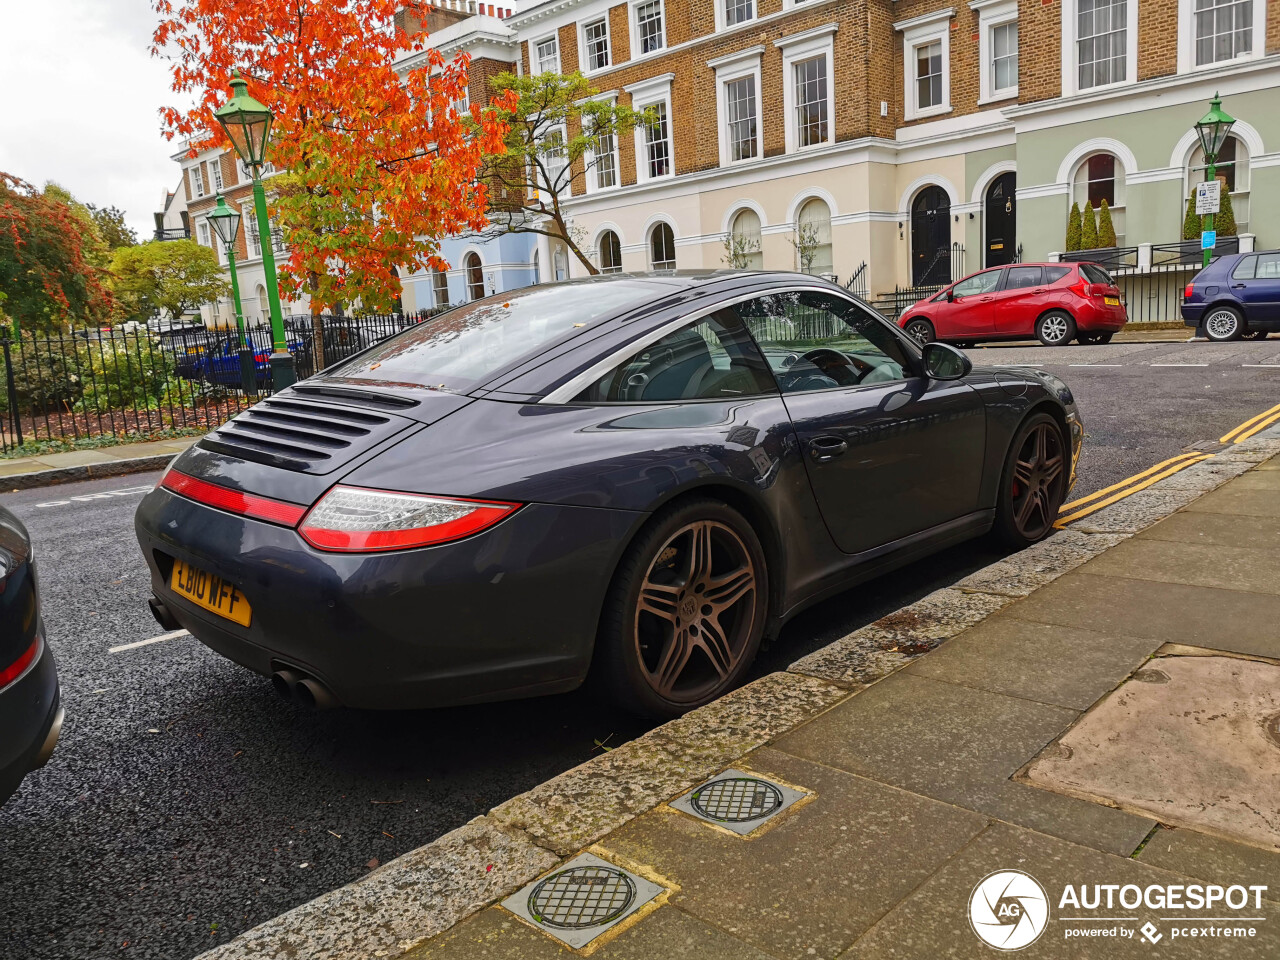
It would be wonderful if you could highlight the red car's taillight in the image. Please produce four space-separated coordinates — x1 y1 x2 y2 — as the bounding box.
161 470 308 526
298 486 522 552
0 637 39 690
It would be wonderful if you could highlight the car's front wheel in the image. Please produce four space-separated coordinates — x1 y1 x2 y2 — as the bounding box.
596 498 768 718
1204 305 1244 342
1035 311 1077 346
904 318 935 345
993 412 1069 548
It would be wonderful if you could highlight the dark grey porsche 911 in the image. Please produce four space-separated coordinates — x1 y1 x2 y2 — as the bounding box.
135 272 1082 718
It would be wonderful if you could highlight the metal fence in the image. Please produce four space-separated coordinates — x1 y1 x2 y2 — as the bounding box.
0 311 441 453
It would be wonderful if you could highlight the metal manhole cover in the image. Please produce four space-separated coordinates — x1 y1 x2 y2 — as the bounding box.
670 768 809 836
691 777 784 823
528 865 636 929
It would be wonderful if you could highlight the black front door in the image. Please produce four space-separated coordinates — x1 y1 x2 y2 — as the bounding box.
911 186 952 286
985 172 1017 267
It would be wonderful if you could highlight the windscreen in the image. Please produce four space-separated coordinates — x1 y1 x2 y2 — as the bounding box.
323 282 658 392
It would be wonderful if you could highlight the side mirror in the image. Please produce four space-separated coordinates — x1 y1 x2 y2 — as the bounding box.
922 342 972 381
946 288 956 302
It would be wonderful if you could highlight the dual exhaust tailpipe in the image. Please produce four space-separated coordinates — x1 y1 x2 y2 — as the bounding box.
271 668 338 709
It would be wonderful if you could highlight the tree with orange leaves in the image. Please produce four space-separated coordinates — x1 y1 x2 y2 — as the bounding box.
152 0 513 350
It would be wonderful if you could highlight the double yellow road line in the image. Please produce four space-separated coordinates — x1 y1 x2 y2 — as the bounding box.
1220 400 1280 445
1055 452 1214 528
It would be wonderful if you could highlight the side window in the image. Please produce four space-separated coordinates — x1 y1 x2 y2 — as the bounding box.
1044 266 1072 283
573 309 776 403
953 271 1002 297
1255 254 1280 279
1004 266 1043 289
737 290 911 394
1231 256 1257 280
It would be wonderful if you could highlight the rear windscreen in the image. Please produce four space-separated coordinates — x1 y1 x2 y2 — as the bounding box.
321 281 659 392
1080 264 1114 285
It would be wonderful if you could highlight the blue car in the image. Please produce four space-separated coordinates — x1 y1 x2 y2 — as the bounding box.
194 333 309 388
1182 249 1280 341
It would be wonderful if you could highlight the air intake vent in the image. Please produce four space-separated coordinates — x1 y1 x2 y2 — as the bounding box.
198 396 413 474
290 383 420 410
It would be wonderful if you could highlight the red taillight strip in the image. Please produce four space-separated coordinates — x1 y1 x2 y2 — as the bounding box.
0 637 39 689
299 489 520 553
161 470 307 527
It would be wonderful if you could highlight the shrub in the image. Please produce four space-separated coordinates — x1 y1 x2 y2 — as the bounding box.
73 333 176 413
1215 176 1237 237
1066 203 1082 251
1081 204 1098 249
1097 200 1117 248
0 334 92 414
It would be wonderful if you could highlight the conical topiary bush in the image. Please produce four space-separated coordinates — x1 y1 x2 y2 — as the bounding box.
1097 199 1117 248
1066 202 1082 251
1081 203 1098 249
1215 176 1237 237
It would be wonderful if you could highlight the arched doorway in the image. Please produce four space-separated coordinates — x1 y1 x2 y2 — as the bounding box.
985 172 1017 267
911 186 952 286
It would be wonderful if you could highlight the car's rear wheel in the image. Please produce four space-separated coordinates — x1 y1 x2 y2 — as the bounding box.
596 499 768 718
1204 305 1244 342
904 318 935 345
993 413 1069 548
1035 311 1077 347
1078 332 1113 345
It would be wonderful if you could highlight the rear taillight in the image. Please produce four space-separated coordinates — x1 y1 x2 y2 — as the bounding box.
299 486 521 552
161 470 308 526
1185 283 1195 299
0 637 39 689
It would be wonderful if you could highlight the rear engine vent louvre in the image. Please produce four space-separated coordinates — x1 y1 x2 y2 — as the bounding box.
198 396 411 473
289 383 420 409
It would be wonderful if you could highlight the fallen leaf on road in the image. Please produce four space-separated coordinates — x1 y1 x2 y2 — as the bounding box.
382 831 395 839
366 858 380 870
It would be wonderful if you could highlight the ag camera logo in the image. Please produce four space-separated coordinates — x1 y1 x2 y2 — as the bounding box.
969 870 1050 950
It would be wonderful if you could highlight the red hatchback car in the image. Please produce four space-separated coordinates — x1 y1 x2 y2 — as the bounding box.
898 262 1128 347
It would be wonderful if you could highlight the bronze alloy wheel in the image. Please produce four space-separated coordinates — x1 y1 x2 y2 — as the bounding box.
1009 421 1066 541
633 520 760 704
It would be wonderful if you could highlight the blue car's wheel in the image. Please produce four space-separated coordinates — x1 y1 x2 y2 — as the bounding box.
1204 305 1244 342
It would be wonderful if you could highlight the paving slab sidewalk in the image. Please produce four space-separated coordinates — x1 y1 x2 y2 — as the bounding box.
0 437 197 488
198 432 1280 960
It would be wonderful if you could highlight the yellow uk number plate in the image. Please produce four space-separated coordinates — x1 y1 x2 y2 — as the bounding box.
169 558 252 627
1104 296 1121 306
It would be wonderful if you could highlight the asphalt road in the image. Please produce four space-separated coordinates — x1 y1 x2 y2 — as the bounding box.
0 336 1276 960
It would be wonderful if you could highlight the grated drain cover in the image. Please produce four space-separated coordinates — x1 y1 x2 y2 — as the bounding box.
501 852 665 949
529 865 636 929
670 768 808 835
691 777 784 823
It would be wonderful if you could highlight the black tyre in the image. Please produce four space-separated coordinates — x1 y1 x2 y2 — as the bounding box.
993 412 1069 549
1078 332 1114 345
1035 311 1077 346
594 498 768 719
904 318 935 345
1204 305 1244 342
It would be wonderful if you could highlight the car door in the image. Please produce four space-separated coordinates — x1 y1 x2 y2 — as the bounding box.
737 289 987 555
938 270 1002 339
993 265 1046 336
1230 252 1280 323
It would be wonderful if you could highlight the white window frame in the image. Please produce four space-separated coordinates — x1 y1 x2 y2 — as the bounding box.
582 94 621 195
776 24 837 153
579 16 612 74
209 157 224 193
626 74 675 183
630 0 666 58
1177 0 1266 71
895 9 954 121
533 34 561 74
190 163 205 198
242 202 262 260
1061 0 1138 96
534 123 570 199
971 0 1018 103
196 218 213 253
709 47 764 167
782 0 815 9
715 0 756 31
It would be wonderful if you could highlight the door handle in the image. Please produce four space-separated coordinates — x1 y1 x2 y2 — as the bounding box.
979 296 994 302
808 436 848 462
1233 284 1247 289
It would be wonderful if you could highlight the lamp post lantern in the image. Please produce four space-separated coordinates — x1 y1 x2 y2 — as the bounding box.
215 69 295 389
207 195 258 395
1193 92 1236 269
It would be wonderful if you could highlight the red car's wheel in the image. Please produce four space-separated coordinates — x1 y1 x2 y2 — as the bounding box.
904 318 935 345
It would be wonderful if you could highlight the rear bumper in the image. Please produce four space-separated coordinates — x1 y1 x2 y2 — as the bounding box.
1077 300 1128 331
134 489 643 710
0 635 61 806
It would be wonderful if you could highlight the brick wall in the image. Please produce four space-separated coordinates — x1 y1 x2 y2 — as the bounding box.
608 4 632 65
1017 0 1060 103
469 56 517 105
1139 0 1179 80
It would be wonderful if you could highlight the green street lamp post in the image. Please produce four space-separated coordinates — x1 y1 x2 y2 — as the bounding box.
206 195 259 395
215 69 295 389
1194 92 1236 269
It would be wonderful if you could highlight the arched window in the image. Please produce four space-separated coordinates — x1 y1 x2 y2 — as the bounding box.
1071 152 1126 245
730 208 763 270
599 230 623 273
649 222 676 271
531 249 540 284
796 198 833 277
255 284 269 326
465 252 485 301
1188 134 1249 231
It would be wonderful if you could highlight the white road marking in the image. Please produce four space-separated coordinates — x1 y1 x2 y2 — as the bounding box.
1149 363 1209 367
1241 364 1280 368
36 484 153 509
1069 363 1124 367
109 629 190 654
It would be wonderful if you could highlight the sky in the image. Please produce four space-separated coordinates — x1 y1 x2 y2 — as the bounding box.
0 0 193 240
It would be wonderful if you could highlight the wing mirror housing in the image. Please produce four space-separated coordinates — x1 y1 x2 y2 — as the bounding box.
945 288 955 302
922 342 972 381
